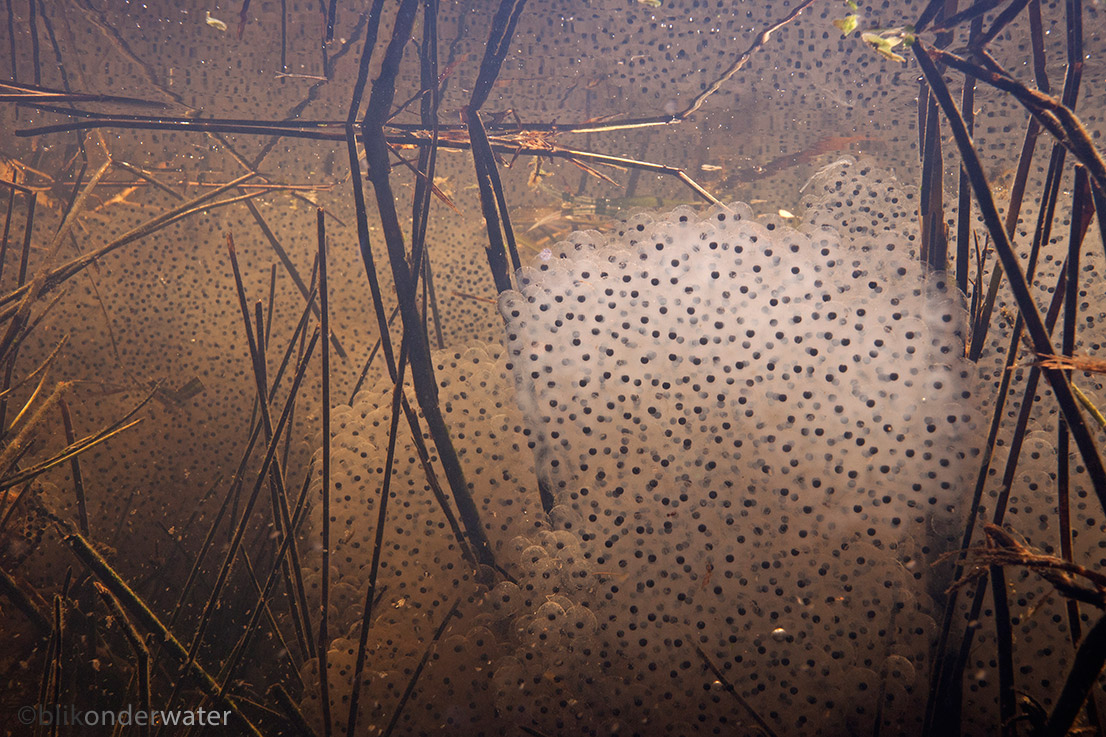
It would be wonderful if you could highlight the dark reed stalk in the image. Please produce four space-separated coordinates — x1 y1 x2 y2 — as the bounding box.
34 592 57 737
343 0 398 381
0 435 35 485
411 0 440 261
0 348 18 434
1056 167 1102 733
318 8 329 78
236 0 251 39
55 521 265 736
282 294 317 474
424 258 444 349
346 0 387 122
465 0 527 291
345 304 477 566
964 0 1066 360
544 0 820 136
325 0 337 41
954 13 982 293
360 0 496 568
168 428 263 629
48 594 62 737
54 161 88 243
265 264 277 344
16 191 36 291
399 390 478 565
316 207 334 737
345 131 398 376
279 0 287 73
34 0 76 114
270 283 319 407
57 398 88 535
975 0 1033 47
1027 0 1049 89
181 328 319 672
254 300 267 386
1045 613 1106 737
410 0 446 348
991 563 1016 737
1059 168 1091 646
107 488 138 549
693 642 779 737
920 0 1000 33
216 545 301 706
93 582 151 737
283 257 320 473
27 0 40 85
380 598 461 737
0 482 33 534
15 116 348 140
0 186 16 284
914 40 1106 510
1095 182 1106 261
918 0 950 277
271 683 319 737
467 110 517 293
969 115 1056 361
5 0 16 85
0 563 50 632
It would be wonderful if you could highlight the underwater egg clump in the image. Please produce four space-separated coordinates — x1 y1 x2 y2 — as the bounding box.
302 160 985 736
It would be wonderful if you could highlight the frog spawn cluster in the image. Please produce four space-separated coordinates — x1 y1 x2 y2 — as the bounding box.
301 161 986 735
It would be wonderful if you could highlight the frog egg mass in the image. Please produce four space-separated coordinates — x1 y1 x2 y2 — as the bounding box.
302 160 986 735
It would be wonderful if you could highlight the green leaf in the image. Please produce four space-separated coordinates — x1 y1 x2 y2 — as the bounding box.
833 14 859 36
861 31 907 63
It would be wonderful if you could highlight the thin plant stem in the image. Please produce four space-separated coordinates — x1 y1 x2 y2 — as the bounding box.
380 598 461 737
316 207 334 737
1045 613 1106 737
991 564 1015 737
93 581 152 737
57 398 87 535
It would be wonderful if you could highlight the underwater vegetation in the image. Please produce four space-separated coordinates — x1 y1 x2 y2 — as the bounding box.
1 0 1105 736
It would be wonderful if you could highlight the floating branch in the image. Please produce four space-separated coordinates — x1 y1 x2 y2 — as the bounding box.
0 79 166 107
950 525 1106 610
